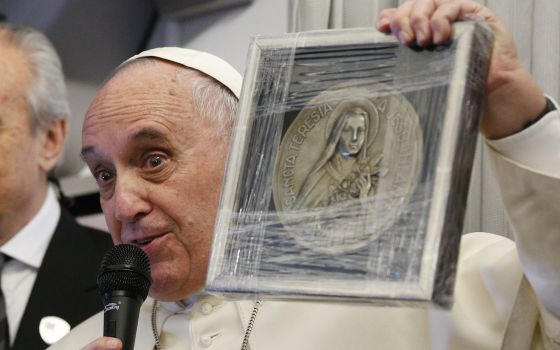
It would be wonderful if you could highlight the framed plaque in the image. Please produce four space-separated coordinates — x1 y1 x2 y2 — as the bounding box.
206 22 493 308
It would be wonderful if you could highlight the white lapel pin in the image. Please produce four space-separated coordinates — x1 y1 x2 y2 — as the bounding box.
39 316 71 345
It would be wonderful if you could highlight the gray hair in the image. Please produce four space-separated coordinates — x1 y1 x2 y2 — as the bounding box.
0 24 70 131
110 58 238 136
190 70 238 136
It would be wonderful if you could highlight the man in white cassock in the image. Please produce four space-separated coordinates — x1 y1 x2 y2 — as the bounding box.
49 0 560 349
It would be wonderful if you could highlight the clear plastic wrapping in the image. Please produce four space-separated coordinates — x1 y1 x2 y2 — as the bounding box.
206 21 493 308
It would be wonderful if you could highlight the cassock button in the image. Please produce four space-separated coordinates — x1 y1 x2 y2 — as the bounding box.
39 316 71 345
200 335 213 347
199 302 213 315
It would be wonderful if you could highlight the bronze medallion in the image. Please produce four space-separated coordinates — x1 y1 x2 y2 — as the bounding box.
273 87 423 253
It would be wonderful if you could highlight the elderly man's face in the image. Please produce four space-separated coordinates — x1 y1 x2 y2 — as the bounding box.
81 62 230 301
0 38 49 243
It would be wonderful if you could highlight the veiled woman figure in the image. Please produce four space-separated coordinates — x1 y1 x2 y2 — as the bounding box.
294 99 384 209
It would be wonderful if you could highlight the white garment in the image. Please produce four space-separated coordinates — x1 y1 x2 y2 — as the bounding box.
486 108 560 319
44 233 547 350
0 186 60 344
49 109 560 349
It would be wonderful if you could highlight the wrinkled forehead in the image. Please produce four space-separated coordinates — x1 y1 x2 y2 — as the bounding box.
82 69 205 157
0 40 32 94
102 60 193 99
85 62 194 125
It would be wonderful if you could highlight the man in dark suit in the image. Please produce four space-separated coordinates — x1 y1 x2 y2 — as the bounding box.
0 24 113 349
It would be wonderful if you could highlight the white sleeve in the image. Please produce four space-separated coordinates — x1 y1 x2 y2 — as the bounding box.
486 98 560 346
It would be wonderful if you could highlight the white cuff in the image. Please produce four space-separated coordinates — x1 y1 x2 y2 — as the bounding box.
487 99 560 177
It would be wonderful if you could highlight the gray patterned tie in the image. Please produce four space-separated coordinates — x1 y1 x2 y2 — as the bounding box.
0 254 10 350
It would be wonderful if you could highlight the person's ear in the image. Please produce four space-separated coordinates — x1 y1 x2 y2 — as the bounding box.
37 118 67 173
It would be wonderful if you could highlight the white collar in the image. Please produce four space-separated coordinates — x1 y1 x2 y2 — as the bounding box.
1 186 60 268
159 291 223 314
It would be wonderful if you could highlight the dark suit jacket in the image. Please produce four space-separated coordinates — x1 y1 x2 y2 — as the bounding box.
11 207 113 350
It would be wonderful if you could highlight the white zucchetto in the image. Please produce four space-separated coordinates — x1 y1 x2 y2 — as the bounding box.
125 47 242 98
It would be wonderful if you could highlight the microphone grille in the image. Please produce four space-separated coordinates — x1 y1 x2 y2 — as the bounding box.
97 244 152 300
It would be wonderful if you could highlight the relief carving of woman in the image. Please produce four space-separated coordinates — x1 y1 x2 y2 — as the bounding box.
294 99 385 209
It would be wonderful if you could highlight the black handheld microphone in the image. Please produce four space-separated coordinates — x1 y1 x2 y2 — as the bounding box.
97 244 152 350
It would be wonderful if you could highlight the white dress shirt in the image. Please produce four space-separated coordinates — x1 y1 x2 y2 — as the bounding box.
0 186 60 344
